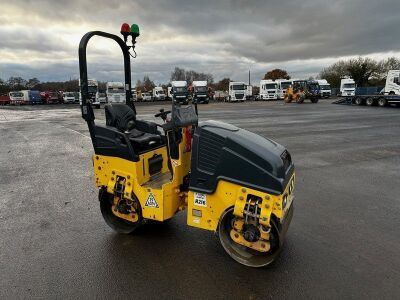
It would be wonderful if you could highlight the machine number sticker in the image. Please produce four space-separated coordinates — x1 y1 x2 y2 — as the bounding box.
194 193 207 207
145 193 159 208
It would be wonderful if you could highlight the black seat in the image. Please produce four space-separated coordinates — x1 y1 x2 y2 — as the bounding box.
104 103 163 152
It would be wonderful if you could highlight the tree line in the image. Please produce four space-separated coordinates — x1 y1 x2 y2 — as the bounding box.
1 57 399 95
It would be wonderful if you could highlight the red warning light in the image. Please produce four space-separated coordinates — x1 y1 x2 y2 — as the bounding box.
120 23 130 34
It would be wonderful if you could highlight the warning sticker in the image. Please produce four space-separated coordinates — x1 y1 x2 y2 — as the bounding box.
194 192 207 207
145 193 159 208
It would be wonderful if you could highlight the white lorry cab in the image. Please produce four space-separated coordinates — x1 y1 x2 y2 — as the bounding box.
260 80 279 100
277 79 293 99
171 81 189 104
340 78 356 96
152 86 166 101
79 78 100 108
317 79 331 98
106 82 125 104
192 81 209 104
384 70 400 95
227 81 246 102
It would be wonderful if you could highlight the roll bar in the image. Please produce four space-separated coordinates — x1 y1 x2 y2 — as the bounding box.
78 31 136 142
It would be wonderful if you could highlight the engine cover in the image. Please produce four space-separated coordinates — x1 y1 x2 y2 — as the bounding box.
189 120 294 195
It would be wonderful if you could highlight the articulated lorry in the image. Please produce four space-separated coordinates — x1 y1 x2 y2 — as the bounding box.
106 82 125 104
227 81 246 102
259 80 279 100
192 81 209 104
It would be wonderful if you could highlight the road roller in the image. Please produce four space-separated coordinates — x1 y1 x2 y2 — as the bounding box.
78 23 295 267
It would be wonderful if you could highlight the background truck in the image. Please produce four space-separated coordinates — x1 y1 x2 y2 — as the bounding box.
246 85 253 100
20 90 31 104
79 78 100 108
64 92 76 104
9 91 24 105
259 80 278 100
141 92 152 101
227 81 246 102
383 70 400 95
29 90 41 104
106 82 125 104
41 91 61 104
152 86 166 101
339 78 356 96
317 79 331 98
167 87 172 100
277 79 293 99
171 81 189 104
0 94 10 105
192 81 209 104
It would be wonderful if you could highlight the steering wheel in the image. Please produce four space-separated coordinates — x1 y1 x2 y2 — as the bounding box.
154 108 171 121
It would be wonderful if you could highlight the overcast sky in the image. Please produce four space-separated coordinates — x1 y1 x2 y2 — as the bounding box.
0 0 399 85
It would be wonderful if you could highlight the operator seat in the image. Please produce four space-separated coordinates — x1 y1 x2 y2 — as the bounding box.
104 103 163 152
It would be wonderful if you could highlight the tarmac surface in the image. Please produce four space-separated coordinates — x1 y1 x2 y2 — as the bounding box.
1 100 399 299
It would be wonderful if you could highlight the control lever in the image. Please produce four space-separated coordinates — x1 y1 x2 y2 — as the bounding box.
154 108 171 122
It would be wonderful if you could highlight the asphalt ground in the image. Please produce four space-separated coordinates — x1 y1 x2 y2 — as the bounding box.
0 99 399 299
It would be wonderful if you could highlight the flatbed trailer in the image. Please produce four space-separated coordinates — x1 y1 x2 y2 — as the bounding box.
333 95 400 107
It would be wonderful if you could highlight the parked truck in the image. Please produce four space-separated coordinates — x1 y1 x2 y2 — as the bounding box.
226 81 246 102
167 87 173 100
171 81 189 104
152 86 166 101
382 70 400 95
336 70 400 107
0 94 10 105
192 81 209 104
317 79 331 98
277 79 293 100
64 92 77 104
259 80 279 100
339 78 356 96
41 91 61 104
79 78 100 108
9 91 25 105
246 85 253 100
106 82 125 104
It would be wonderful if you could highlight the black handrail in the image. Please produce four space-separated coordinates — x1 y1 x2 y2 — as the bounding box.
78 31 136 147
